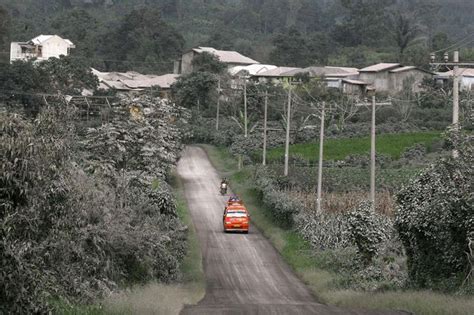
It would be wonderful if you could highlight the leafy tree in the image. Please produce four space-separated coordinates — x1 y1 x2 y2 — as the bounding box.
171 71 217 111
50 8 98 58
100 7 184 73
191 52 226 74
395 129 473 289
269 27 310 67
387 11 419 59
0 5 10 61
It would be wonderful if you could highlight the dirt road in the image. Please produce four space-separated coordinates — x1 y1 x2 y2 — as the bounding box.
177 146 406 315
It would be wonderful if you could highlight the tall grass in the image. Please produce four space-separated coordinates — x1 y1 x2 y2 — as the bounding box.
287 190 395 216
266 131 442 162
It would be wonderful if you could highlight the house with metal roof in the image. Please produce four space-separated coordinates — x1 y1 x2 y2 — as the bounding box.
178 46 260 74
359 63 433 93
10 35 75 63
436 68 474 90
92 68 179 98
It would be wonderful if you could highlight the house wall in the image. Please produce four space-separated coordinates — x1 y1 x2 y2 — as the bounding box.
181 51 195 74
10 42 22 62
41 36 70 60
359 72 391 91
461 77 474 90
389 70 430 93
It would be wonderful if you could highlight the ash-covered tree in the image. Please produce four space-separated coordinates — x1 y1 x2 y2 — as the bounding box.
50 8 98 58
171 52 226 113
0 56 98 115
0 5 10 62
269 27 310 67
386 10 419 59
100 7 184 73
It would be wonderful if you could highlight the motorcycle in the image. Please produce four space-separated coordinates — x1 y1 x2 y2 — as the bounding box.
220 182 228 195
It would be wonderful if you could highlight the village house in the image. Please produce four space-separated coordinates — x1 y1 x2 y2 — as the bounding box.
10 35 75 63
358 63 433 94
92 68 179 99
435 68 474 90
177 46 259 74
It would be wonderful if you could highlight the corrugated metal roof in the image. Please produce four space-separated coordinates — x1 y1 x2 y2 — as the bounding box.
92 68 179 90
122 74 179 89
30 35 74 47
255 67 301 77
342 79 368 85
283 66 358 77
437 68 474 77
193 47 259 65
390 66 416 73
229 64 277 76
360 63 400 72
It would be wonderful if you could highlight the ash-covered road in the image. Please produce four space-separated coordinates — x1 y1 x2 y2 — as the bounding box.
177 146 407 315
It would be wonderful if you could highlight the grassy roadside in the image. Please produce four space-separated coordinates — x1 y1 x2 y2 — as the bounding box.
102 172 205 314
201 144 474 315
55 173 205 315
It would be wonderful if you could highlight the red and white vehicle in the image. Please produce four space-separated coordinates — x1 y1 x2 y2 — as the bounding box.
223 204 250 233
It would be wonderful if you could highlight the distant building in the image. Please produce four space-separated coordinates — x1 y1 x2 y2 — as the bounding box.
435 68 474 90
178 47 259 74
358 63 433 93
10 35 75 63
92 68 179 99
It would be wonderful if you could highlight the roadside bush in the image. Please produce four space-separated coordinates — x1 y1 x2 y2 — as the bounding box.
346 202 391 264
254 167 301 227
395 129 473 289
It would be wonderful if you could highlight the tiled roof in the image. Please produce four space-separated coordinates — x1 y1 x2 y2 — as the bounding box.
283 66 358 77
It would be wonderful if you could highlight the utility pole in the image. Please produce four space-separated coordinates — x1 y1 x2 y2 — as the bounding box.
216 79 221 131
316 101 325 214
244 79 248 138
356 96 391 211
263 90 268 166
430 50 474 157
284 83 292 176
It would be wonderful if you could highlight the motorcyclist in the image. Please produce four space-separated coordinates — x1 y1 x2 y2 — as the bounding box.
220 178 228 194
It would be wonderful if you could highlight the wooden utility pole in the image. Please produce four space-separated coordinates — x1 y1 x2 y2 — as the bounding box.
263 90 268 166
316 101 325 214
357 96 391 211
216 79 221 131
284 83 292 176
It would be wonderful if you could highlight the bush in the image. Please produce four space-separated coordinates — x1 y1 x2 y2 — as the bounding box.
395 130 473 289
254 167 302 227
346 202 391 264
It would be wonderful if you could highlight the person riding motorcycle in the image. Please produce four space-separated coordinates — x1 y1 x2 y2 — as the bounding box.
220 178 228 195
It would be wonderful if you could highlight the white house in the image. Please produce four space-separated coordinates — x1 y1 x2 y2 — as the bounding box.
178 46 259 74
10 35 75 63
436 68 474 90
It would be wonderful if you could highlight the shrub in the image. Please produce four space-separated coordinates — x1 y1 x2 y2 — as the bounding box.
346 202 391 264
395 130 473 289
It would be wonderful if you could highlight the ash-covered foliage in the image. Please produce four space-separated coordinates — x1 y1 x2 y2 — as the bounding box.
0 95 190 313
395 129 474 289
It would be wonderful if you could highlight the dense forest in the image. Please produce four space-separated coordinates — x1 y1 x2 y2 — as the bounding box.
1 0 474 73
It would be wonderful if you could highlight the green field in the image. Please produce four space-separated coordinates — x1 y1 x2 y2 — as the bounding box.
265 132 442 162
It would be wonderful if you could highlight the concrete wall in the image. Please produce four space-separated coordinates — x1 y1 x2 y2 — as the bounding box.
181 51 195 74
389 70 429 93
461 77 474 90
41 36 71 60
359 72 391 91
